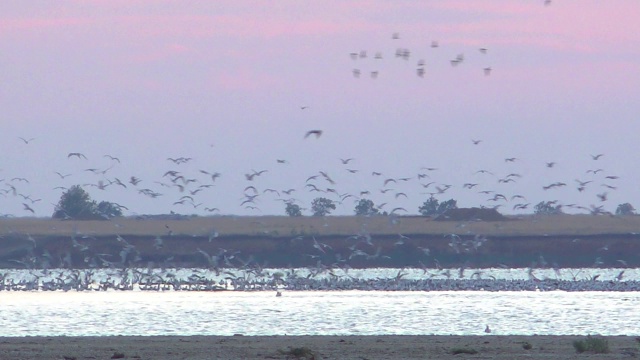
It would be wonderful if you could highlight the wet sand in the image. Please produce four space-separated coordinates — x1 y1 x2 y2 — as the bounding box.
1 335 638 359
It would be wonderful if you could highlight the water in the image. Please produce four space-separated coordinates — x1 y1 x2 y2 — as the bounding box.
2 290 639 337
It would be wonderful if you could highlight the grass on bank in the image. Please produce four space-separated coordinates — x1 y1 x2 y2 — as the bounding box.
2 214 640 238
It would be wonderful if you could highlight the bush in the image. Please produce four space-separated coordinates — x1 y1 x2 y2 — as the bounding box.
534 201 563 215
311 197 336 216
450 347 478 355
419 197 457 216
285 202 302 217
52 185 123 220
616 203 636 215
573 336 609 354
355 199 379 216
279 346 316 359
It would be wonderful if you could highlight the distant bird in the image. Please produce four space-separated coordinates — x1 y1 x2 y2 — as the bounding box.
18 137 35 144
591 154 604 160
300 106 309 110
304 130 323 139
54 172 72 179
546 162 556 168
129 176 142 186
485 325 491 333
104 155 121 163
23 203 35 214
479 48 488 54
472 139 482 145
340 158 354 164
483 67 492 76
68 152 87 160
392 32 400 39
430 40 439 48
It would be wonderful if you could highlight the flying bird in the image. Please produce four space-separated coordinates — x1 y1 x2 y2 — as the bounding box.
68 152 87 159
104 155 121 163
54 172 72 179
304 130 323 139
23 203 35 214
18 137 35 144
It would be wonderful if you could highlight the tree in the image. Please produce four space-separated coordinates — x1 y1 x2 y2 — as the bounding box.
438 199 458 214
52 185 124 220
311 197 336 216
96 201 124 219
355 199 379 216
419 197 458 216
616 203 636 215
285 202 302 217
419 197 439 216
534 201 563 215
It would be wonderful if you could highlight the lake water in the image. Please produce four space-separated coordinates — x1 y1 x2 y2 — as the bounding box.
2 289 639 337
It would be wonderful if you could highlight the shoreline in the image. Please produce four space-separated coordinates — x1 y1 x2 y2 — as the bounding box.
1 335 638 359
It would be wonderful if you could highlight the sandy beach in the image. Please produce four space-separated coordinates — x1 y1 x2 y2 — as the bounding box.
1 335 638 359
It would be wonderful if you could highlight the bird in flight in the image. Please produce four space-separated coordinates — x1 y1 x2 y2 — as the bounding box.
23 203 35 214
54 171 72 179
472 139 482 145
68 152 87 159
304 130 323 139
590 154 604 160
104 155 121 163
18 137 35 144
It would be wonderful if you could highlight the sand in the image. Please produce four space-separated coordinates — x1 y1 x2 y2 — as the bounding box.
1 335 638 359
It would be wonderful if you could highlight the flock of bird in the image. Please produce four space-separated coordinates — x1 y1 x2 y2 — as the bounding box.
348 31 494 81
0 130 629 218
1 263 637 293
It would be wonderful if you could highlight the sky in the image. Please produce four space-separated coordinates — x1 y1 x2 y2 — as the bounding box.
1 1 640 218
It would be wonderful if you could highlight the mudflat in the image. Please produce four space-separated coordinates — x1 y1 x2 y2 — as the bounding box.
1 335 638 360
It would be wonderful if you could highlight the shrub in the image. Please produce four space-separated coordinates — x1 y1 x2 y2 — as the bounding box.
285 202 302 217
573 336 609 354
311 197 336 216
52 185 123 220
450 347 478 355
419 197 457 216
279 346 316 359
616 203 636 215
355 199 379 216
534 201 563 215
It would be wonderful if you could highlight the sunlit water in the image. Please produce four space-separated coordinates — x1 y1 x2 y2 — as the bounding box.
1 290 639 337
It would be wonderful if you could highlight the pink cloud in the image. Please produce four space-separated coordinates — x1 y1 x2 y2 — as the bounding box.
0 17 91 34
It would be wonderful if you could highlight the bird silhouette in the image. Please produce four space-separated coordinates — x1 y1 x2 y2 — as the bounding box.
304 130 323 139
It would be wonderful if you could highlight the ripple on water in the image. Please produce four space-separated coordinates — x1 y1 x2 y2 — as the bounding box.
1 290 639 337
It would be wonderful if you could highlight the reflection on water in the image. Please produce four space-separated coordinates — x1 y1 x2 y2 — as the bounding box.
2 290 639 337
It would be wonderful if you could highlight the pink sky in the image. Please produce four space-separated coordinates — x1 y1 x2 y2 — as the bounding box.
1 1 639 217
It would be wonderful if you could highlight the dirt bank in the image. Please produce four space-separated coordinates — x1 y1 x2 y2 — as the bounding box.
0 335 637 360
1 215 639 269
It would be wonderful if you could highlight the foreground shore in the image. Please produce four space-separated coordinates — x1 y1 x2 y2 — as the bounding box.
2 335 638 359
